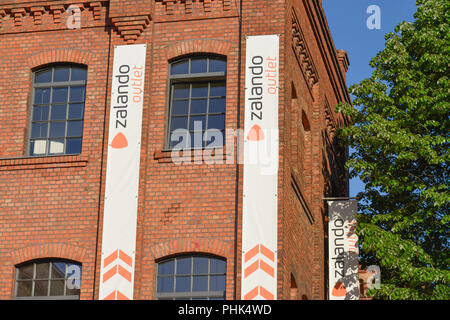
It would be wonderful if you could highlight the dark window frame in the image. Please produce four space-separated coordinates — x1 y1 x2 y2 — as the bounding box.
14 259 82 300
165 56 227 150
27 64 87 157
155 254 227 300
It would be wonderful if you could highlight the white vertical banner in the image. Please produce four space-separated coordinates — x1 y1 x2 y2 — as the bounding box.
99 44 147 300
328 200 359 300
241 35 280 300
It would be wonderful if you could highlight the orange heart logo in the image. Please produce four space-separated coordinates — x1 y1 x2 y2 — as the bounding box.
111 132 128 149
247 124 264 141
332 281 347 297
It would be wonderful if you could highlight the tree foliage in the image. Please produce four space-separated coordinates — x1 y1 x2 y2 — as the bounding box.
336 0 449 299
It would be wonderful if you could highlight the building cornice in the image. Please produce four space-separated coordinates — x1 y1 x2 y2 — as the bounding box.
291 7 319 99
302 0 352 106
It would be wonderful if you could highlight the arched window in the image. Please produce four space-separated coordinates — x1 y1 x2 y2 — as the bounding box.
14 259 81 300
167 56 227 149
156 254 226 300
29 65 87 156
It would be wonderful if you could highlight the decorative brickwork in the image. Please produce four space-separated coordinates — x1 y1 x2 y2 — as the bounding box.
10 243 87 266
157 0 234 16
291 8 319 94
27 48 94 69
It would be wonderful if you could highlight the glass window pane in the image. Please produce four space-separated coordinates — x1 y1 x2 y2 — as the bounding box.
16 281 32 297
191 83 208 98
191 58 207 73
52 87 68 103
170 117 188 131
158 260 175 276
176 257 191 275
31 123 48 139
157 276 174 293
49 122 65 138
35 262 50 279
68 103 84 119
210 275 226 291
190 99 207 114
66 138 82 155
70 87 85 102
210 259 226 274
35 69 52 83
66 285 81 297
34 88 51 104
209 98 226 114
66 264 81 294
209 59 227 73
172 100 189 116
17 264 34 280
171 60 189 75
67 121 83 137
189 115 206 131
204 130 224 147
175 276 191 292
30 140 47 155
66 264 81 280
33 280 49 296
53 68 70 82
192 276 208 292
71 68 87 81
207 115 225 131
33 106 49 121
193 257 209 275
189 131 203 148
51 262 66 279
49 139 65 154
170 131 190 149
51 105 67 120
49 280 65 296
173 84 190 99
210 83 226 97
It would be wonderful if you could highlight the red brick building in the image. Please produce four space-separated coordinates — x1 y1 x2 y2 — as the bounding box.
0 0 351 300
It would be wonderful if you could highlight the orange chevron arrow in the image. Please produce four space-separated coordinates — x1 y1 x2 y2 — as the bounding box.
244 244 275 263
103 290 130 300
243 286 259 300
243 286 274 300
102 249 133 284
102 264 132 283
104 249 133 268
244 245 260 263
244 260 259 278
244 259 274 278
259 286 274 300
259 244 275 262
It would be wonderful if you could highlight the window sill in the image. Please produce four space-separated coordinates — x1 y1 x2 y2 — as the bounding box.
0 154 88 171
154 147 232 164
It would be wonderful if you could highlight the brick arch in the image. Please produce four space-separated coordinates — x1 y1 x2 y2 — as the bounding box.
10 243 87 266
27 48 94 70
163 39 233 61
149 237 233 261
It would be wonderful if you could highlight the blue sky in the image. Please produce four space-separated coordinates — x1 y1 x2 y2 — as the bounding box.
322 0 417 196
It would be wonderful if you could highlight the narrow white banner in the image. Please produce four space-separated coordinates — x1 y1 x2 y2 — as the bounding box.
241 34 280 300
99 44 147 300
328 200 359 300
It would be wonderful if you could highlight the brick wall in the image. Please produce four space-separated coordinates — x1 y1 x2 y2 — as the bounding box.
0 0 350 300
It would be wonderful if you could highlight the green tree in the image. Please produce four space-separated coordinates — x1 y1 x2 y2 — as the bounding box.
336 0 449 299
